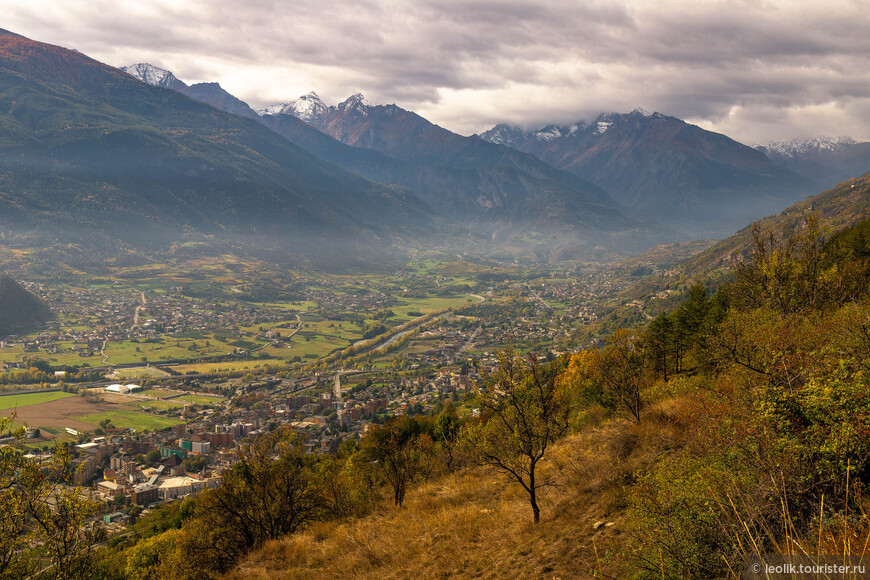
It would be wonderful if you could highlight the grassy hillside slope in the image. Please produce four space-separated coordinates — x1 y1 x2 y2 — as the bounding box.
230 426 646 579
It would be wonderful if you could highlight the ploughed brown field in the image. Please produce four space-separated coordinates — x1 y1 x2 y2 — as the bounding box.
10 396 128 432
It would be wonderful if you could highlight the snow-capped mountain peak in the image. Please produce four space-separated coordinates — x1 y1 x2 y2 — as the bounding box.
256 91 329 123
286 92 328 121
256 102 290 116
593 112 638 134
760 136 860 157
595 121 612 135
593 114 617 135
120 63 187 91
478 123 526 147
533 125 565 142
479 110 671 147
338 93 371 115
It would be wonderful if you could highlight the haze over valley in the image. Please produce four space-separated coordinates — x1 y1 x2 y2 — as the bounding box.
1 4 870 578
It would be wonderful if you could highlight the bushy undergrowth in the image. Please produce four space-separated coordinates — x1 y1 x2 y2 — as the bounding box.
622 215 870 578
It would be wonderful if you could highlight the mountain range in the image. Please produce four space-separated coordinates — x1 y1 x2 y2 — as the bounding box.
121 64 260 119
255 92 868 239
756 137 870 189
118 61 870 250
258 93 669 253
124 67 671 258
480 112 813 236
0 32 436 265
0 27 867 268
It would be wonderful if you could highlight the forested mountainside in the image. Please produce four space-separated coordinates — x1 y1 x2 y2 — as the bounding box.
0 30 436 265
0 273 49 336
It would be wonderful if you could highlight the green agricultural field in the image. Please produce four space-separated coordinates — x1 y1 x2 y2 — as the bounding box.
305 320 362 340
138 388 176 398
44 352 104 366
292 335 349 358
114 366 170 380
170 360 281 374
175 394 224 405
256 300 317 312
0 344 26 364
406 259 443 273
0 391 75 411
72 409 182 432
257 345 297 359
102 337 239 365
136 400 184 411
391 296 470 316
138 389 224 406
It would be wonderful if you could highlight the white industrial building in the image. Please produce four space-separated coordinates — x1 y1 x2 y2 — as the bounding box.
104 383 143 394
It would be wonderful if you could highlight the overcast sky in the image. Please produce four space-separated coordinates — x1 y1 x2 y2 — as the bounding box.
3 0 869 144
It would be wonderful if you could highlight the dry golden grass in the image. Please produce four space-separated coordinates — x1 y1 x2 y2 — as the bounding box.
228 441 629 579
715 483 870 579
226 394 692 580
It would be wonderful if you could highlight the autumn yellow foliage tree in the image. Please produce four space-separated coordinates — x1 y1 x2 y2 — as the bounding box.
0 415 100 579
561 331 650 423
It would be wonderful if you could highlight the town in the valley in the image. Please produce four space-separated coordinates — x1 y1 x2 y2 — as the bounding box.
0 255 675 532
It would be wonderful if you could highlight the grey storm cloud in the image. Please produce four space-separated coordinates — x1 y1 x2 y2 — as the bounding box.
2 0 869 143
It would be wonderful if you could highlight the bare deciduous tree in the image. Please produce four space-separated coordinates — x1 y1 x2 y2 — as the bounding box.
469 349 571 523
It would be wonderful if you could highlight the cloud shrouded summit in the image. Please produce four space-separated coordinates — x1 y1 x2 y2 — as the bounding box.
2 0 870 143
